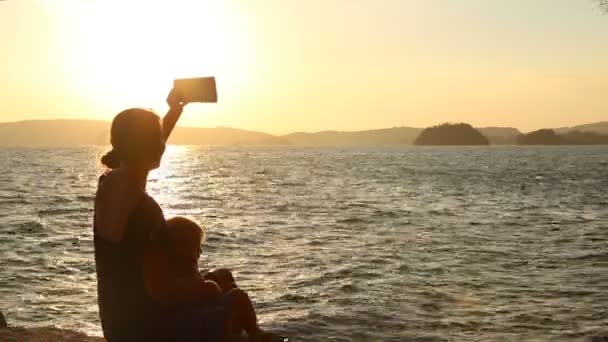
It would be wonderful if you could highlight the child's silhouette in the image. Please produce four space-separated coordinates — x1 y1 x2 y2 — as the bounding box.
166 217 274 342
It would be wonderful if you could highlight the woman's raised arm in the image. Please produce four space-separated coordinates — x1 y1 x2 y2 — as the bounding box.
162 88 186 142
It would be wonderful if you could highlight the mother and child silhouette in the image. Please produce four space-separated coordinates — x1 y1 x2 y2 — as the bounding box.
93 90 278 341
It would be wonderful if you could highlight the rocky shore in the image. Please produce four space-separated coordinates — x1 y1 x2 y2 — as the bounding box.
0 310 265 342
0 326 105 342
0 310 103 341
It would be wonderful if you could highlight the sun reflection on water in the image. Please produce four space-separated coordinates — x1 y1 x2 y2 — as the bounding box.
148 145 193 209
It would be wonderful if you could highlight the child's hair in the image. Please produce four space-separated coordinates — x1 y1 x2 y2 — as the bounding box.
166 217 206 249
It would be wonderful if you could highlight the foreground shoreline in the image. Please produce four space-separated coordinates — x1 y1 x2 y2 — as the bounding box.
0 327 278 342
2 326 608 342
0 327 105 342
0 311 279 341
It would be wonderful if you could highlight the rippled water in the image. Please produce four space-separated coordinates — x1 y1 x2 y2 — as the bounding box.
1 146 607 341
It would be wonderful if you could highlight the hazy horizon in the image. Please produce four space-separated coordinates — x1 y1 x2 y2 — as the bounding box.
0 116 607 135
1 0 608 134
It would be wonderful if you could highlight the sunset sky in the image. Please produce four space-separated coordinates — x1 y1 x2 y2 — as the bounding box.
1 0 607 134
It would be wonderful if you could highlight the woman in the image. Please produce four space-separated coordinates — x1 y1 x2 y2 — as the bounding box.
94 95 220 340
94 89 240 341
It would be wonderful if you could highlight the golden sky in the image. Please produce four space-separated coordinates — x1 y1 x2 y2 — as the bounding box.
1 0 607 134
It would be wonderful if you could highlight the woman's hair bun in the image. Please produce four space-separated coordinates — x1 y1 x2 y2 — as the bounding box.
101 149 122 169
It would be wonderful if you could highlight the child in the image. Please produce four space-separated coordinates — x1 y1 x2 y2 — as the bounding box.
166 216 274 342
166 217 235 292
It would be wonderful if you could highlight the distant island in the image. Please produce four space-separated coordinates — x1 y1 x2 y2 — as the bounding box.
517 129 608 145
414 123 490 145
0 119 607 146
517 129 565 145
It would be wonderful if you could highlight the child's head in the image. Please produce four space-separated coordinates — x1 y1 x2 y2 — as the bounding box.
166 217 206 275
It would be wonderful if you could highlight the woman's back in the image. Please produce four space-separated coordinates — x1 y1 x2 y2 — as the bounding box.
94 174 169 342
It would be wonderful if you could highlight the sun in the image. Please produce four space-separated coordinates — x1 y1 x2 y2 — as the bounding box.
44 0 255 116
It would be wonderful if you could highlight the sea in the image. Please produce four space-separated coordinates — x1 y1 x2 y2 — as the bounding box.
0 146 607 341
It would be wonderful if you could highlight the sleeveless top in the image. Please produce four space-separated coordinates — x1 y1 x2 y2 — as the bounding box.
94 175 170 342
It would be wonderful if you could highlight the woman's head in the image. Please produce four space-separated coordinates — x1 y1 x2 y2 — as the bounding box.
101 108 165 170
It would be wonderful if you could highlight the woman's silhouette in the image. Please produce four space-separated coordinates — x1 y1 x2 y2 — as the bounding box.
94 84 278 340
93 93 224 341
94 92 275 342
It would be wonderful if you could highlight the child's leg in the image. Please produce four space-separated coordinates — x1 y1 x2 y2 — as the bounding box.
203 268 237 293
222 288 272 342
214 268 237 292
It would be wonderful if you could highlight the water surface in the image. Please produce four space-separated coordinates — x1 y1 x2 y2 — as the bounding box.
0 146 607 341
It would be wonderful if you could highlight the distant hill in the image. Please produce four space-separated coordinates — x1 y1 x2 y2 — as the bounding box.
517 129 566 145
168 126 286 145
517 129 608 145
1 119 606 146
561 130 608 144
478 127 521 145
281 127 422 145
414 123 490 145
0 120 284 146
555 122 608 135
0 120 111 145
283 126 520 146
